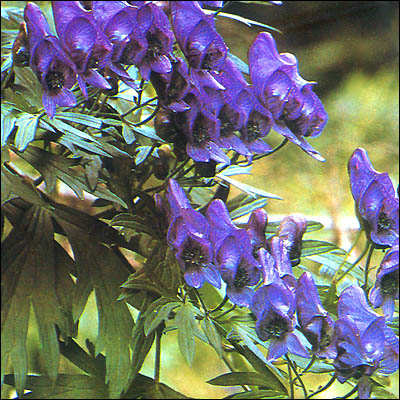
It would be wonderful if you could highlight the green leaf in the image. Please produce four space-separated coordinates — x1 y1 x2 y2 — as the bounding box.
54 112 103 129
120 277 168 298
304 220 325 233
3 374 108 399
55 219 135 398
109 213 159 238
175 304 197 366
17 146 127 208
1 105 17 147
230 198 268 220
1 166 47 206
144 300 181 336
301 240 345 257
207 372 273 387
201 318 223 358
217 174 282 200
217 11 282 34
132 125 165 142
1 207 73 393
14 112 39 151
122 123 136 144
226 389 283 399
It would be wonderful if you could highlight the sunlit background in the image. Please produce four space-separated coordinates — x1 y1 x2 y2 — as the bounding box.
2 1 399 399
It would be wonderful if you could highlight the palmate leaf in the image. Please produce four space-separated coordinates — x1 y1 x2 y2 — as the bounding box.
16 146 127 208
14 112 40 151
54 219 135 398
1 206 75 394
1 104 17 147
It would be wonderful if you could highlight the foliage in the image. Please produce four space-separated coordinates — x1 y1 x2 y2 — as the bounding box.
1 1 398 399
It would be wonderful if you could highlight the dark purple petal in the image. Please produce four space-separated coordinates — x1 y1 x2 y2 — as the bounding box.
286 332 310 358
348 148 380 203
226 286 254 308
184 269 205 288
267 337 288 362
24 2 51 50
203 265 222 288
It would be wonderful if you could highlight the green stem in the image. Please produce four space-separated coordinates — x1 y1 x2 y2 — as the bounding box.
214 305 236 321
248 138 289 162
121 96 158 118
335 384 358 399
286 355 308 398
362 241 375 294
133 102 160 127
334 240 371 284
287 358 294 399
209 295 229 314
214 1 233 16
306 374 336 399
194 288 209 313
154 327 162 383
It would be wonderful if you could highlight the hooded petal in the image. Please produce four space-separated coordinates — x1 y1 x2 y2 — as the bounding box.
267 337 288 361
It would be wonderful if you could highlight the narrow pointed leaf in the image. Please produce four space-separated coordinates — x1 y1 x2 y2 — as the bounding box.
207 372 273 387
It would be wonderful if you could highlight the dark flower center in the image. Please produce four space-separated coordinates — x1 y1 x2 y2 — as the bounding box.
201 52 214 71
246 120 261 141
233 265 250 288
380 271 398 296
146 33 163 59
377 212 392 232
45 71 64 90
87 57 100 69
262 317 289 339
319 331 332 349
192 118 210 146
121 41 142 64
182 244 207 270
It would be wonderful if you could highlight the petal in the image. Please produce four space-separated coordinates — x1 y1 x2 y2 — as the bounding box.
83 69 112 90
226 286 254 307
382 296 395 322
203 265 222 288
186 142 210 162
358 376 371 400
208 141 230 165
184 269 205 288
286 332 311 358
267 338 288 361
52 88 77 107
150 55 172 74
42 91 56 119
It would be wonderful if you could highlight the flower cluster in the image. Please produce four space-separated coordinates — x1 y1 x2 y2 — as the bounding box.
18 1 327 163
159 178 398 397
333 286 399 399
348 148 399 249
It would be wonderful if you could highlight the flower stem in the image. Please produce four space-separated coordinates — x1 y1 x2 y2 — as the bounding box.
334 239 371 284
287 358 294 399
286 355 308 398
335 384 358 399
250 138 289 162
306 374 336 399
154 326 162 383
209 295 229 314
214 305 236 320
362 241 375 294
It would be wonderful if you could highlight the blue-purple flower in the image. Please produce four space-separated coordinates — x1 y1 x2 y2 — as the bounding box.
296 272 336 358
348 148 399 248
179 90 230 164
248 32 327 161
276 213 307 266
251 282 310 361
333 285 399 399
52 1 112 98
24 2 77 118
165 179 221 289
369 240 399 321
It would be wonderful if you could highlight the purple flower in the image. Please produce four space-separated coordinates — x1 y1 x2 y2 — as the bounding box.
251 282 310 361
369 240 399 321
179 90 230 164
12 22 30 67
267 236 296 291
333 286 399 398
276 213 307 266
171 1 227 72
216 234 261 307
236 88 273 155
165 179 221 289
296 272 336 358
150 57 191 112
248 32 327 162
135 2 174 80
52 1 112 98
348 148 399 248
198 1 224 8
245 208 269 257
24 2 77 118
171 1 228 90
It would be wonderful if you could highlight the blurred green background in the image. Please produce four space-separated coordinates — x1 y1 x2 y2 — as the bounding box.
2 1 399 399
